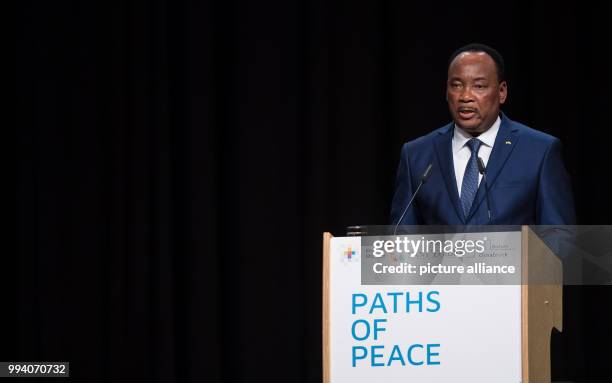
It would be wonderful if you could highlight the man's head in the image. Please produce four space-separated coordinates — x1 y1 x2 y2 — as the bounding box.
446 43 507 136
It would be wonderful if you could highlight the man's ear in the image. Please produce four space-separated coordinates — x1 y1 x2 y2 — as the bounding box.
499 81 508 104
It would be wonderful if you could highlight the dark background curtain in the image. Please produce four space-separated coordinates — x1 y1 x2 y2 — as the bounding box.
14 0 611 382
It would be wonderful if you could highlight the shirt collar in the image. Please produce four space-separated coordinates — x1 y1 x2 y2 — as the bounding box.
452 116 501 153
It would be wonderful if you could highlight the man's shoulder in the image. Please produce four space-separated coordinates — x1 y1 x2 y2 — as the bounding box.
401 122 453 151
504 115 560 146
399 115 562 155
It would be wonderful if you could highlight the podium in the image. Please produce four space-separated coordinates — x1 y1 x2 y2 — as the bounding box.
323 226 562 383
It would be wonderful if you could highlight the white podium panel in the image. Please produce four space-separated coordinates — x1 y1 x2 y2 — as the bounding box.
329 236 522 383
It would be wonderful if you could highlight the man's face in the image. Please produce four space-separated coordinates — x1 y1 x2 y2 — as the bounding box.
446 51 507 135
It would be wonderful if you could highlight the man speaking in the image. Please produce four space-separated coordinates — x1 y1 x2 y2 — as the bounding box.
390 43 575 225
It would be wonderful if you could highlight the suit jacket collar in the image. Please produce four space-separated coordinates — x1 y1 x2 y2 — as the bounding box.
434 112 520 224
434 122 464 223
466 112 520 222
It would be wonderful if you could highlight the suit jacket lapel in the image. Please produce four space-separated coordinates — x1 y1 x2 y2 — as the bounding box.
434 124 465 224
467 113 520 221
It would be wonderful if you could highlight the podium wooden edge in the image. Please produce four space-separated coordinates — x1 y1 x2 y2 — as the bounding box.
323 232 333 383
521 225 563 383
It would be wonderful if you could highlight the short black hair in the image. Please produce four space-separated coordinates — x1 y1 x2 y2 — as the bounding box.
448 43 506 83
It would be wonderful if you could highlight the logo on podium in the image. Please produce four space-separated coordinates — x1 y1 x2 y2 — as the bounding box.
341 246 360 263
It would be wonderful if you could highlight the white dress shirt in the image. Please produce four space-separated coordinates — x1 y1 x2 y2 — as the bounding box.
452 116 501 196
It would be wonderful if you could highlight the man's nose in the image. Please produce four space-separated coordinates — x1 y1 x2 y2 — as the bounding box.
459 88 474 102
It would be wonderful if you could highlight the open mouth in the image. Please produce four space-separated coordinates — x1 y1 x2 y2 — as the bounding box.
458 108 477 119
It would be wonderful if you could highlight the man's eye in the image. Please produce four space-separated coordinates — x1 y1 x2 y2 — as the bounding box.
451 83 462 89
474 84 486 89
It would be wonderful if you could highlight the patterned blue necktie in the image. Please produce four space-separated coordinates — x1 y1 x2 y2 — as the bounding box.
460 138 482 218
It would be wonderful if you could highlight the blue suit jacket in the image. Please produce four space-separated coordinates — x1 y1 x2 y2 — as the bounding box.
390 113 576 225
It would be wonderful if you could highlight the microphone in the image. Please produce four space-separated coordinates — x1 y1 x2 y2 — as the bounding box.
393 163 433 235
477 157 492 222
